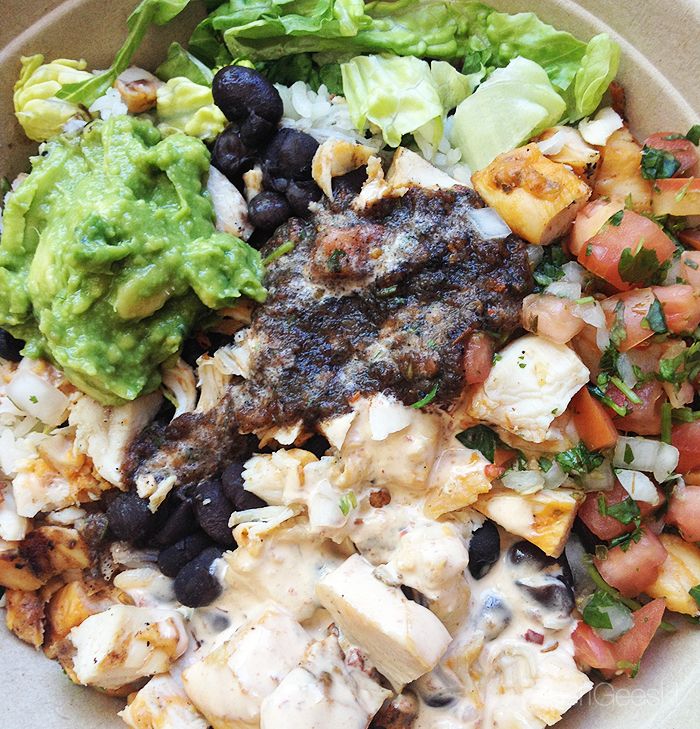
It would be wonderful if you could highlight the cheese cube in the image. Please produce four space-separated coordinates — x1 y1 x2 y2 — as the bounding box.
260 634 391 729
316 554 451 690
182 608 311 729
120 675 209 729
69 605 188 690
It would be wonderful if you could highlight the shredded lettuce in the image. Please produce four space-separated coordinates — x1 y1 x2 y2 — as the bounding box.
341 54 476 148
450 57 566 171
156 42 214 85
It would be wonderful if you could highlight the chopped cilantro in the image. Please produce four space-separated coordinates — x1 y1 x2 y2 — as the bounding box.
686 257 699 271
555 443 604 477
582 590 632 631
588 383 627 417
609 375 642 404
686 125 700 146
609 301 627 349
658 341 700 385
661 402 673 444
576 295 595 305
608 210 624 226
538 456 553 473
376 285 398 298
641 146 681 179
610 526 643 552
618 244 662 286
533 244 567 290
327 248 347 273
598 494 641 525
672 407 700 423
623 443 635 464
616 660 641 678
456 425 501 462
599 344 620 376
492 353 502 364
689 585 700 608
28 395 38 404
641 297 668 333
411 383 438 409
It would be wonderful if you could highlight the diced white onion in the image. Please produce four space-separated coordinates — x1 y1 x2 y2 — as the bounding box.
617 353 637 389
615 469 660 504
526 244 544 270
561 261 586 284
541 461 568 489
6 368 69 427
368 394 413 440
579 460 615 492
501 469 545 494
578 107 624 146
544 281 582 300
613 436 679 482
468 207 512 240
536 130 568 155
596 602 634 642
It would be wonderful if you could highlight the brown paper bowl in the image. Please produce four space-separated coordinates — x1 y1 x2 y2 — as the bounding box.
1 1 699 727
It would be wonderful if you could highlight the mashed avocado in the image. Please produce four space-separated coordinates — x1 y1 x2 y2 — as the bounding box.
0 115 266 404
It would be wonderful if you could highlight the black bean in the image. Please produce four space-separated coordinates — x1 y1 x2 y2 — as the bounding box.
573 515 603 554
158 532 212 578
286 179 322 216
0 329 24 362
468 520 500 579
508 540 557 569
221 461 267 511
193 479 236 547
480 593 512 641
174 546 224 607
262 128 319 182
213 66 283 131
248 191 291 230
240 112 277 147
517 576 575 616
106 491 158 544
211 126 257 182
151 498 198 547
262 166 289 194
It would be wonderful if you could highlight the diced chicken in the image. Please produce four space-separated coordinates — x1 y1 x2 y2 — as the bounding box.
312 139 377 198
316 554 452 690
207 166 254 241
646 534 700 616
242 165 264 203
384 147 460 193
593 127 652 211
5 588 46 647
182 608 311 729
0 543 43 590
44 579 132 659
467 335 589 444
0 483 28 540
115 67 162 114
243 448 318 506
119 674 209 729
260 634 391 729
69 605 188 690
162 358 197 419
578 107 624 147
472 144 591 245
474 486 580 557
535 126 600 179
70 391 162 487
424 445 493 518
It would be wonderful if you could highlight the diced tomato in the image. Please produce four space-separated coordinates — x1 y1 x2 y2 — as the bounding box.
463 332 494 385
679 227 700 251
572 599 666 677
571 387 618 450
521 294 584 344
493 447 516 469
578 210 676 291
652 178 700 216
653 285 700 333
643 133 698 176
611 380 666 436
595 530 668 598
666 483 700 542
671 421 700 474
570 199 625 257
577 480 663 540
601 289 656 352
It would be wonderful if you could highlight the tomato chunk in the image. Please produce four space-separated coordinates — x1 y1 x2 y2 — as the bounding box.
595 530 667 598
679 227 700 251
671 421 700 474
653 285 700 333
652 178 700 216
578 210 675 291
572 599 666 677
666 483 700 542
643 133 698 176
569 199 625 257
611 380 666 436
521 294 584 344
571 387 618 450
601 289 655 352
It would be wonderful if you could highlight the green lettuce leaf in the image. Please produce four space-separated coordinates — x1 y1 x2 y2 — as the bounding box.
569 34 621 120
450 56 566 171
156 42 214 85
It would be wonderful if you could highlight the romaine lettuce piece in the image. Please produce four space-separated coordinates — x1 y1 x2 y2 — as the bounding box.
450 57 566 171
156 77 227 141
156 42 214 86
13 55 93 141
570 34 621 121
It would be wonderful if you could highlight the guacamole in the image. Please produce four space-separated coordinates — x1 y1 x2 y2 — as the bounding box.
0 116 266 404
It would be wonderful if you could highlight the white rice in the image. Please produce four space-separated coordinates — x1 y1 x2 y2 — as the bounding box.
89 87 128 121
